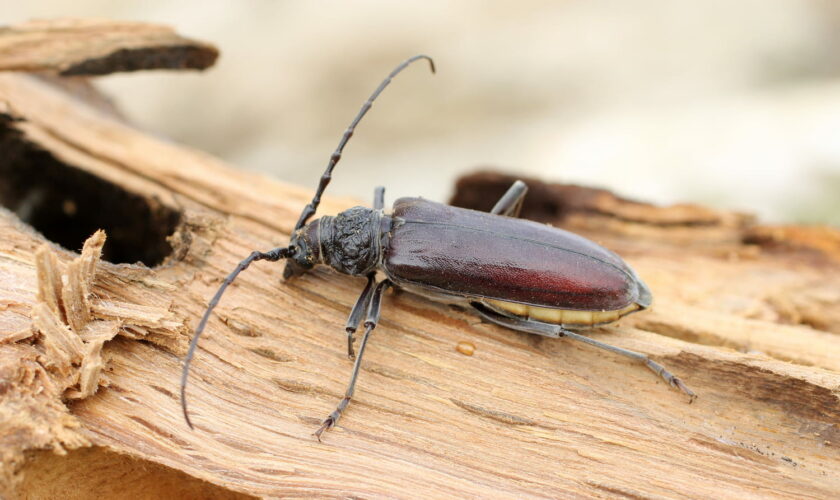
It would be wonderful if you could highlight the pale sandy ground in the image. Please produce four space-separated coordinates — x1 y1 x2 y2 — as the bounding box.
5 1 840 224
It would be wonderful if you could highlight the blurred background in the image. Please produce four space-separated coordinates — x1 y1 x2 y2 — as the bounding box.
6 1 840 224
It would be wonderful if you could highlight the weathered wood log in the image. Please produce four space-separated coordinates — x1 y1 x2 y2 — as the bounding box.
0 18 218 75
1 19 839 499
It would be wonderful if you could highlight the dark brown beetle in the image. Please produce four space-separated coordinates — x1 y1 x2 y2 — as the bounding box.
181 55 695 440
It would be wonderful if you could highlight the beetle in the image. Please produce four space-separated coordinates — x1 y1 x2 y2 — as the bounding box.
180 55 695 440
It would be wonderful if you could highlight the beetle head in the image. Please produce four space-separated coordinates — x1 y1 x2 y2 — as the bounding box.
283 219 322 279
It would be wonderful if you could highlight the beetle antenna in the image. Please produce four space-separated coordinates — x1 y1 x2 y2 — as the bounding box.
293 54 436 231
181 246 293 429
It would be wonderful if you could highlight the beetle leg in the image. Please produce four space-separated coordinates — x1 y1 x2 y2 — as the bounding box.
490 180 528 217
373 186 385 210
559 330 696 402
345 274 377 359
315 280 391 441
471 302 696 401
471 301 562 336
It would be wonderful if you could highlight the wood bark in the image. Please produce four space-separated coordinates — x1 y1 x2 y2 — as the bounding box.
1 18 839 500
0 18 217 75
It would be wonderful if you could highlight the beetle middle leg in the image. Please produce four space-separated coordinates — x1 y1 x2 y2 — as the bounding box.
490 180 528 217
315 280 391 441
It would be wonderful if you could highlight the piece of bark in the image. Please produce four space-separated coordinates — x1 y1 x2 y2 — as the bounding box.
1 47 839 500
0 18 218 75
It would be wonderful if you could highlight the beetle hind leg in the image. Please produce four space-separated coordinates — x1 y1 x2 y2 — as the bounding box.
315 280 391 441
471 302 696 401
490 180 528 217
561 330 697 402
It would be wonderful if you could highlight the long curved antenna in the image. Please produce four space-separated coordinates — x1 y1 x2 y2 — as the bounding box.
293 54 436 231
181 246 292 429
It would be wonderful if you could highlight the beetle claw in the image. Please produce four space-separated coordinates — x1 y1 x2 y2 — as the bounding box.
671 377 697 403
313 417 334 442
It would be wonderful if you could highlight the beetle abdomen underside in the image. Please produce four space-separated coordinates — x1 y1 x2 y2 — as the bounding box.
385 198 647 311
483 299 640 326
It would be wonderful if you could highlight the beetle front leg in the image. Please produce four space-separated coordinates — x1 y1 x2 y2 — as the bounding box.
315 280 391 441
490 180 528 217
345 274 377 359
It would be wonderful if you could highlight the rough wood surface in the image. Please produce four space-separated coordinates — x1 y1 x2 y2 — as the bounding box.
1 22 839 500
0 18 217 75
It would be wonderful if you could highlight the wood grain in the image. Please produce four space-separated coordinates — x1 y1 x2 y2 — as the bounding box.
1 22 839 500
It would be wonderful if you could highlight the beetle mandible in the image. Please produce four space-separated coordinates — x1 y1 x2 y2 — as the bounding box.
180 55 696 440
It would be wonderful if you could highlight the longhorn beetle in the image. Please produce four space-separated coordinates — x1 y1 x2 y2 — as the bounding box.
180 55 696 441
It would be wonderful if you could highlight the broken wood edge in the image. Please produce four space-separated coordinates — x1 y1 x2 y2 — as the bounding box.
1 227 194 494
0 18 218 75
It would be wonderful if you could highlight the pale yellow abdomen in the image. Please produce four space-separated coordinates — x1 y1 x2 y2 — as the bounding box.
484 299 640 327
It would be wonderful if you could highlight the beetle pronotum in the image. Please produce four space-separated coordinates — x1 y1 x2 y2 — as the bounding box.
180 55 695 440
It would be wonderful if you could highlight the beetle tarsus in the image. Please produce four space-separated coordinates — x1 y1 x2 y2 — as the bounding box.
314 414 337 442
644 358 696 401
671 376 697 403
314 398 350 441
